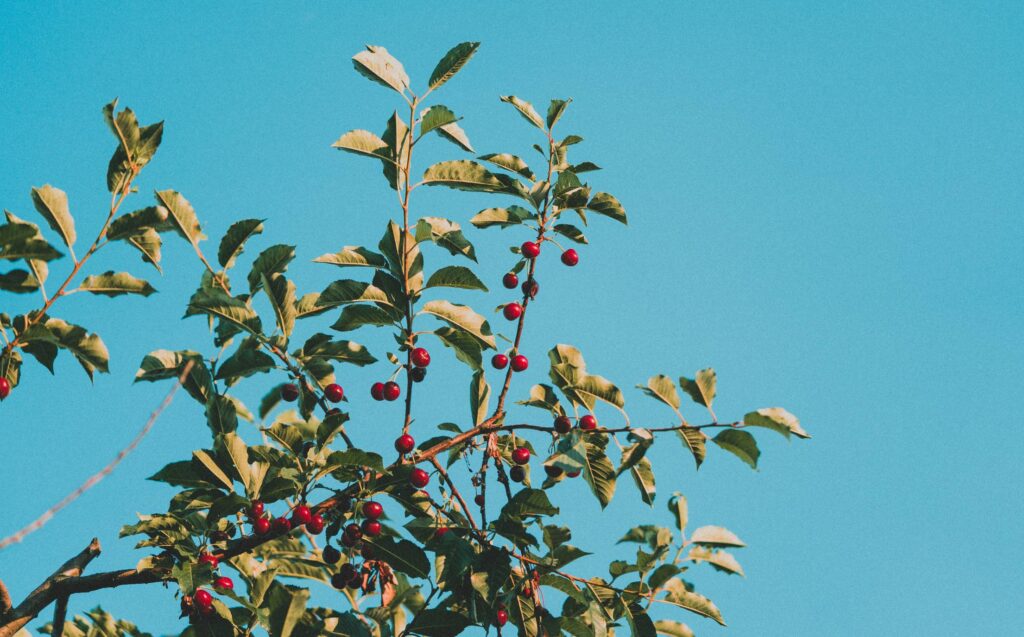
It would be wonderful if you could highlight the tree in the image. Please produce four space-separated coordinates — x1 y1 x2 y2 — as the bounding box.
0 42 810 637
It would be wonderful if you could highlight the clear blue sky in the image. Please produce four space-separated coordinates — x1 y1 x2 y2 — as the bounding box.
1 1 1021 635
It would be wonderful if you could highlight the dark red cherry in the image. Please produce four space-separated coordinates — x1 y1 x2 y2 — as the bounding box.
214 576 233 591
410 366 427 383
502 272 519 289
521 241 541 259
281 383 300 402
307 514 325 535
383 381 401 401
370 382 385 401
509 465 526 483
193 589 213 609
249 500 265 519
361 519 382 537
545 465 564 478
395 434 415 454
492 354 509 369
323 545 341 564
272 517 292 534
253 518 271 535
579 414 598 430
511 447 530 465
561 249 579 266
324 383 344 402
0 378 10 400
410 468 430 488
197 553 219 569
511 355 529 372
503 303 523 320
291 504 313 527
363 501 383 520
411 347 431 368
553 415 572 434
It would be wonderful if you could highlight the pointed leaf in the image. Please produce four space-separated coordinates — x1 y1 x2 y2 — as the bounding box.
352 45 410 94
217 218 264 269
743 407 810 439
79 271 156 297
500 95 545 129
428 41 480 89
30 185 76 248
712 429 760 469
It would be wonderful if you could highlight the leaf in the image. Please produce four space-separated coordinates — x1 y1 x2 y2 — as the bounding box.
547 99 571 129
743 407 810 439
653 620 695 637
660 580 725 626
0 237 62 262
516 384 565 416
469 370 490 425
184 288 262 335
407 609 471 637
313 246 387 268
688 547 744 576
639 375 681 410
124 228 163 272
478 153 535 180
421 160 508 193
297 333 376 366
135 349 212 403
434 326 483 371
3 212 50 283
675 428 707 469
500 95 545 129
248 244 295 293
30 185 76 248
500 488 559 518
679 368 716 410
154 190 205 245
587 192 627 224
217 218 264 269
331 304 399 331
266 583 310 637
262 273 296 338
420 300 495 348
316 280 392 310
0 269 40 294
436 122 474 152
689 526 745 548
582 441 617 508
414 217 476 261
352 45 410 94
553 223 588 244
470 206 533 229
215 347 275 380
419 105 458 136
626 456 656 506
44 318 109 377
107 205 170 240
573 374 625 410
428 41 480 89
103 101 163 193
668 493 688 536
425 265 488 291
192 449 233 490
206 395 239 435
712 429 760 469
332 129 392 161
79 271 156 297
368 536 430 579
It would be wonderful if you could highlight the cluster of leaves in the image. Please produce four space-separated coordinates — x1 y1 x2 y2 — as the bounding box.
2 42 810 637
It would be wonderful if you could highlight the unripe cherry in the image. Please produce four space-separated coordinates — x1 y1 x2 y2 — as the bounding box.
511 355 529 372
410 468 430 488
361 519 382 537
324 383 344 402
383 381 401 401
411 347 431 368
214 576 233 591
579 414 598 430
272 517 292 534
291 504 313 527
307 514 325 535
395 434 415 454
510 465 526 483
503 303 523 320
492 354 509 369
363 501 384 520
370 382 385 401
281 383 299 402
561 249 579 266
0 378 10 400
502 272 519 289
511 447 531 465
521 241 541 259
253 517 271 535
553 415 572 434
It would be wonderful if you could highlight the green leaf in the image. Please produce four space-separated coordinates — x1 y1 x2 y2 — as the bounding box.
712 429 760 469
265 583 310 637
215 346 275 381
434 326 483 371
660 580 725 626
553 223 588 244
688 546 744 576
436 121 474 152
581 440 617 508
407 609 471 637
0 237 62 262
124 228 163 273
421 160 508 193
316 280 392 310
675 428 707 469
469 206 533 229
332 129 393 161
379 219 423 288
668 493 688 537
368 536 430 579
382 112 411 190
516 384 565 416
135 349 212 403
352 45 410 94
420 300 495 349
653 620 695 637
206 395 239 435
547 99 572 129
297 333 376 366
154 190 205 245
425 265 488 291
428 41 480 89
0 269 40 294
103 101 163 193
420 105 458 136
3 212 50 283
331 304 399 331
78 271 156 297
572 374 625 410
679 368 716 410
248 244 295 293
415 217 477 261
184 288 262 335
628 456 656 506
586 192 627 224
469 370 490 425
44 318 109 377
217 218 264 269
501 488 559 518
107 205 170 241
478 153 535 180
743 407 810 439
313 246 387 268
689 526 745 548
30 185 76 248
193 449 234 490
500 95 545 130
639 375 681 410
262 273 297 338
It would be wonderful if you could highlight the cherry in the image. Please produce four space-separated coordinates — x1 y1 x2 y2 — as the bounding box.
521 584 534 597
370 382 385 401
361 519 382 537
193 589 213 609
509 465 526 483
272 517 292 534
411 347 431 368
331 572 348 589
503 303 523 320
0 378 10 400
248 501 265 519
340 563 357 581
346 576 362 590
475 494 485 506
291 504 313 527
360 544 375 559
383 381 401 401
521 241 541 259
502 272 519 289
344 523 363 541
521 279 539 299
491 354 509 369
511 447 531 465
511 355 529 372
281 383 300 402
434 527 450 539
363 501 384 520
567 470 581 478
496 609 509 627
340 533 356 547
253 518 271 535
307 514 325 535
410 366 427 383
198 553 219 569
561 249 579 266
214 576 233 591
410 468 430 488
579 414 598 430
323 545 341 564
545 465 564 478
324 383 344 403
553 415 572 434
395 434 415 454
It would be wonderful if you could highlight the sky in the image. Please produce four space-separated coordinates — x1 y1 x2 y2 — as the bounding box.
0 1 1022 635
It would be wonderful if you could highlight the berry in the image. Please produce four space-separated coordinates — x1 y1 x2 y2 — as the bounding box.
197 553 219 569
194 589 213 609
410 366 427 383
503 303 523 320
253 518 271 535
340 563 357 581
395 434 415 454
214 576 233 592
323 545 341 564
411 347 431 368
475 494 485 506
579 414 598 430
510 465 526 483
545 465 564 478
502 272 519 289
511 355 529 372
521 241 541 258
496 609 509 627
340 533 356 547
360 544 375 559
324 383 344 403
521 584 534 597
491 354 509 369
291 504 313 527
0 378 10 400
361 519 382 537
346 576 362 590
511 447 531 465
434 527 450 539
249 500 264 519
383 381 401 401
567 470 581 478
344 523 363 541
272 517 292 534
521 278 539 299
307 514 325 535
553 415 572 434
561 249 579 266
331 572 348 589
410 468 430 488
370 382 385 401
363 501 384 520
281 383 300 402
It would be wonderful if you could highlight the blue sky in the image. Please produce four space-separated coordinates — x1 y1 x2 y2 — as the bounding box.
1 1 1021 635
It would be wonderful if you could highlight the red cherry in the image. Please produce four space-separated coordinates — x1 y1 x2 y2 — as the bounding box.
567 470 581 478
411 347 431 368
511 355 529 372
323 545 341 564
383 381 401 401
511 447 531 465
331 572 348 589
307 514 325 535
410 468 430 488
521 241 541 259
249 500 264 519
561 249 579 266
553 415 572 434
521 584 534 597
496 609 509 626
0 378 10 400
197 553 219 569
521 278 539 299
503 303 523 321
434 527 450 539
579 414 598 430
509 465 526 483
214 576 233 591
370 382 385 401
363 501 383 520
492 354 509 369
344 523 363 540
340 533 356 547
194 589 213 609
395 434 415 454
281 383 300 402
502 272 519 289
339 563 357 581
324 383 344 402
410 366 427 383
475 494 485 506
272 516 292 534
253 518 271 535
545 465 564 478
361 519 382 537
291 504 313 527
